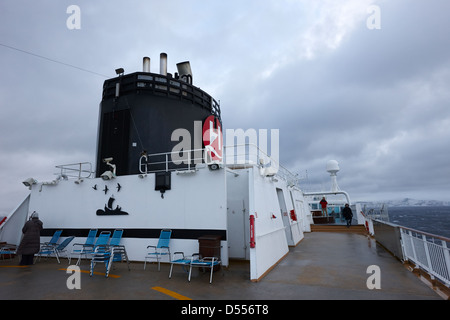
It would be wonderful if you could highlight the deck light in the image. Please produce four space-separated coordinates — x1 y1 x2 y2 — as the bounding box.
22 178 37 189
101 171 114 180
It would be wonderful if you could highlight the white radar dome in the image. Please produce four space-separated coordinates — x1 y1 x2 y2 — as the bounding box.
326 160 340 174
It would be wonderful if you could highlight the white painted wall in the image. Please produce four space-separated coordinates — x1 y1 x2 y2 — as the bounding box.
27 167 228 264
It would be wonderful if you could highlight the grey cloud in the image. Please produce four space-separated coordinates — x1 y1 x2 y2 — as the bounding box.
1 1 449 214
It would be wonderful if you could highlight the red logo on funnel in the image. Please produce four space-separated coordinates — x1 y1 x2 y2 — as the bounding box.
202 115 223 162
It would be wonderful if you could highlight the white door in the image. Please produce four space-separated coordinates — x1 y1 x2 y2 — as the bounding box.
276 188 293 246
227 200 248 259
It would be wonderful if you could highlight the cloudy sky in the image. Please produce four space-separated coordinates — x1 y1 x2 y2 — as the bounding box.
1 0 449 214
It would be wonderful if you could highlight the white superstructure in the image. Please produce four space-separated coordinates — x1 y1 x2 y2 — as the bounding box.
0 54 312 281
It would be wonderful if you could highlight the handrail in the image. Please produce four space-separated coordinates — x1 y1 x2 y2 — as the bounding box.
139 148 209 174
363 213 450 287
137 143 297 183
398 225 450 243
224 143 300 187
400 226 450 286
55 162 93 179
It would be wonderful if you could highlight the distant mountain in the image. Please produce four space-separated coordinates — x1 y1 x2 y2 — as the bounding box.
359 198 450 207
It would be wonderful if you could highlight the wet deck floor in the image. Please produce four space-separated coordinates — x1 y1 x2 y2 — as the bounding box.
0 232 442 300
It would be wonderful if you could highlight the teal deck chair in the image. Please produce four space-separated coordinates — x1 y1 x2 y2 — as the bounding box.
168 252 192 279
109 229 123 247
89 231 111 250
35 230 62 263
0 244 16 260
90 230 129 277
144 229 171 271
42 230 62 247
71 229 103 265
188 254 222 284
37 236 74 264
108 230 130 269
168 252 223 284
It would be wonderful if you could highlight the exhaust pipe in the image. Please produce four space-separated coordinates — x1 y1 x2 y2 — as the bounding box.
160 53 167 76
176 61 193 84
143 57 150 72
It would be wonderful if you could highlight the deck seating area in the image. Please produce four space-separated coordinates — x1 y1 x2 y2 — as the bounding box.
141 229 222 283
31 229 130 274
9 229 223 282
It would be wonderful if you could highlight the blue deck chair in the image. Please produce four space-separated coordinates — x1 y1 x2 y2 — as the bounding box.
75 230 110 265
71 229 98 265
144 229 171 271
108 230 130 275
88 231 111 250
109 229 123 247
168 252 222 284
168 252 192 279
0 244 17 260
42 230 63 247
35 230 62 262
108 230 129 267
188 253 222 284
37 236 75 264
89 230 130 277
89 245 112 277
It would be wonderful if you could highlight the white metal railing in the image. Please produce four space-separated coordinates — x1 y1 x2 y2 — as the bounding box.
137 143 300 185
55 162 93 179
400 227 450 287
139 148 210 174
224 143 300 187
362 203 390 222
54 144 297 182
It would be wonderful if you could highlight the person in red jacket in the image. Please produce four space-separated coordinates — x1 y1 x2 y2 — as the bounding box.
320 197 328 217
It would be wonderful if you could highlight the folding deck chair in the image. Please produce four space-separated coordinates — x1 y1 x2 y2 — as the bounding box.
103 230 130 272
144 229 171 271
42 230 62 248
36 236 74 263
74 230 110 265
89 229 130 277
188 254 222 284
169 252 193 279
71 229 97 265
0 244 16 260
169 252 222 284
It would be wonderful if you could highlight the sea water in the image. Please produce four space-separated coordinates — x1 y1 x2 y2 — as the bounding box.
388 206 450 239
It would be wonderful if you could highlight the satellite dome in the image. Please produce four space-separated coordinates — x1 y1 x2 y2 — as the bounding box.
326 160 340 174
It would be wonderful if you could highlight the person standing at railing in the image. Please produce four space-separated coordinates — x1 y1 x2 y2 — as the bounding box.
343 204 353 228
320 197 328 217
16 211 43 265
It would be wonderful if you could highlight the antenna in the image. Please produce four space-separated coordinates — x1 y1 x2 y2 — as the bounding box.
326 160 340 192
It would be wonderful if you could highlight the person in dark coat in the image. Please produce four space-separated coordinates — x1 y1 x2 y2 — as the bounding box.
342 204 353 228
17 211 43 265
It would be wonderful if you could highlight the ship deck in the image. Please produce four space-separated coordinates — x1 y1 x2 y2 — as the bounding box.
0 231 442 301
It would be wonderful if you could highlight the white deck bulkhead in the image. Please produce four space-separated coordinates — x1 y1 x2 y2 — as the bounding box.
24 166 229 266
